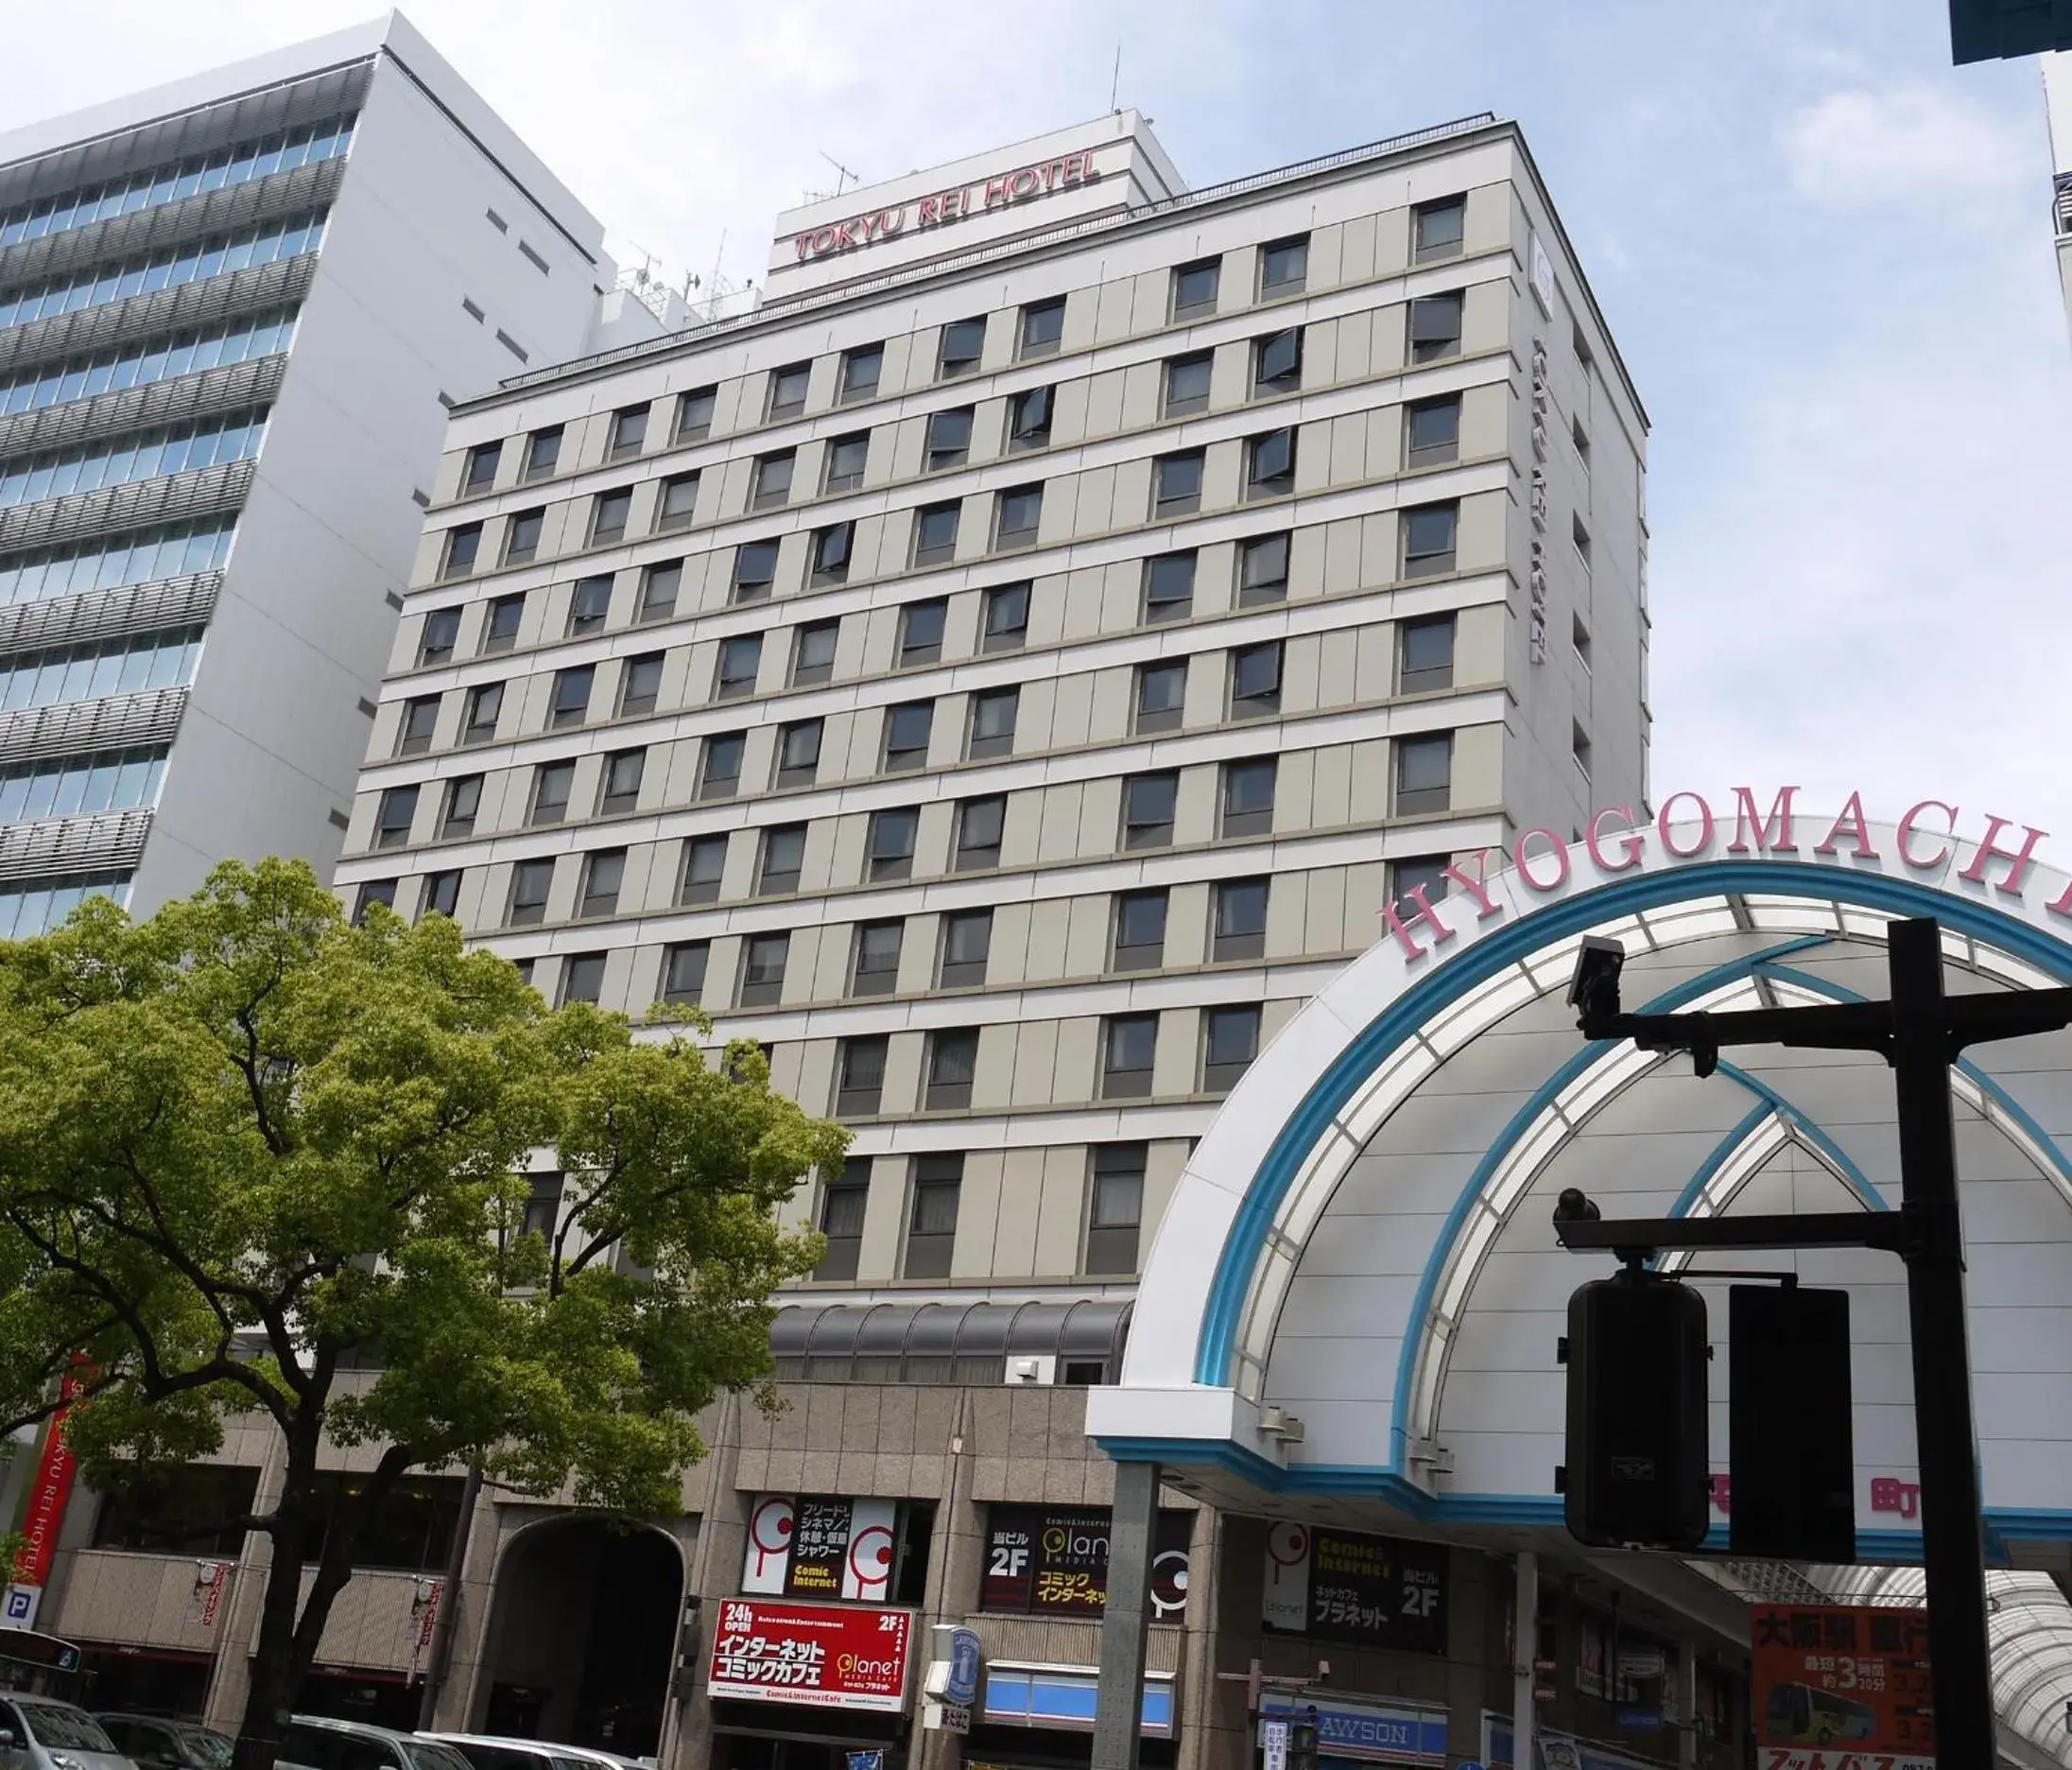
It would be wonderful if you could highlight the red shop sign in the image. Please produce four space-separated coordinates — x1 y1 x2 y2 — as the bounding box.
708 1598 913 1712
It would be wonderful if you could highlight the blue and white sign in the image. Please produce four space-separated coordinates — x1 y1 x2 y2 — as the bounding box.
844 1753 882 1770
944 1625 981 1708
1260 1692 1448 1765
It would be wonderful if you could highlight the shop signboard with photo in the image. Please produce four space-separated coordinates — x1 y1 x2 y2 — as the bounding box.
1751 1604 1933 1769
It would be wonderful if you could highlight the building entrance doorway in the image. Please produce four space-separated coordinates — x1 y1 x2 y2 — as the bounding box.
478 1517 682 1759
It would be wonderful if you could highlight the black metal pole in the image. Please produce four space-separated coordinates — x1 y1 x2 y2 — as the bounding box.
1886 918 1994 1761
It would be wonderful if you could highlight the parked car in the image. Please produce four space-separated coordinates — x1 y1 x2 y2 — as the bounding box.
0 1694 139 1770
420 1735 647 1770
95 1715 233 1770
275 1718 473 1770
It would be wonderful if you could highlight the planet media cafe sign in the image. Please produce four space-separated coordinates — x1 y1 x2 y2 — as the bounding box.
1381 786 2068 962
789 148 1102 262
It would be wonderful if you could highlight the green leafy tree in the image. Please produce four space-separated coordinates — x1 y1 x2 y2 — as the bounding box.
0 860 842 1770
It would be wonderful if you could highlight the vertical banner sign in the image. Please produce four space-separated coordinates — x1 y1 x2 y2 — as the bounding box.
841 1499 897 1603
1751 1604 1934 1769
785 1499 853 1599
1259 1520 1448 1653
743 1495 796 1594
11 1369 86 1595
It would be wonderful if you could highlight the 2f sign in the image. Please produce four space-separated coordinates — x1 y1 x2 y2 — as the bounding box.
990 1543 1027 1579
1403 1586 1439 1618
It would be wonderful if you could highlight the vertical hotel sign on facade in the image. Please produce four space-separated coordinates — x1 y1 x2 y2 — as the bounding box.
7 1368 87 1628
1526 229 1555 668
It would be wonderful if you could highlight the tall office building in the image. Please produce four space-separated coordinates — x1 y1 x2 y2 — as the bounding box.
320 111 1655 1768
2046 53 2072 340
0 9 666 937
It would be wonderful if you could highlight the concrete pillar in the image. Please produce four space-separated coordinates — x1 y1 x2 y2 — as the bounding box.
1090 1459 1157 1770
1678 1644 1698 1770
914 1391 977 1770
671 1391 743 1770
1511 1551 1536 1770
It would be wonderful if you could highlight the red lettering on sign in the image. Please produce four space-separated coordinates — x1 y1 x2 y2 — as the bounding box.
1586 806 1645 874
1895 799 1959 870
1514 828 1571 893
1727 785 1801 855
1813 791 1879 859
1959 814 2048 897
1657 790 1717 859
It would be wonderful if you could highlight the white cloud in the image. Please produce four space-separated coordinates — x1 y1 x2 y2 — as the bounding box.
1778 83 2033 209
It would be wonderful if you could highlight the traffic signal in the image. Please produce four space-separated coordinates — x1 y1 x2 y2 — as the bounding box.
1730 1282 1855 1562
1559 1269 1709 1549
1287 1711 1319 1770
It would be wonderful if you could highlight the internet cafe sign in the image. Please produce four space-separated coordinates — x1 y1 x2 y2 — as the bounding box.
1383 786 2069 962
790 148 1101 262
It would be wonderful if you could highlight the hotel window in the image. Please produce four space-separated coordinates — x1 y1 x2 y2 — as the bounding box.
607 404 648 460
1573 415 1591 469
767 362 810 421
1394 732 1453 814
1171 256 1219 320
1413 194 1467 263
1213 876 1269 962
1135 659 1186 736
1008 386 1052 451
982 582 1029 651
1407 394 1460 468
732 540 778 602
1101 1015 1157 1100
937 317 986 379
637 562 680 622
397 695 438 756
1122 772 1178 850
836 1036 888 1118
656 472 699 530
678 835 726 905
853 919 903 996
440 774 482 839
904 1154 962 1279
1573 721 1593 780
823 431 869 493
589 488 631 546
440 523 480 580
1230 640 1283 719
1399 614 1456 693
1164 351 1212 418
417 607 459 667
502 507 543 564
699 732 745 800
578 849 624 918
1237 532 1290 607
1019 297 1064 357
758 824 806 895
1113 889 1167 973
913 502 959 565
1252 329 1302 396
549 665 593 729
1573 512 1593 569
618 651 663 717
751 450 794 510
1143 551 1195 625
662 940 709 1005
1246 427 1296 498
1573 614 1593 671
1221 756 1277 838
460 683 502 744
898 598 946 667
839 344 883 403
926 408 974 473
967 687 1017 759
1390 857 1450 920
738 931 788 1007
1153 449 1204 517
939 908 991 987
925 1028 979 1109
528 760 575 826
816 1157 870 1281
716 633 762 701
598 748 645 815
791 619 838 686
1409 292 1464 363
373 786 417 850
882 701 933 773
811 521 853 584
507 858 553 927
1203 1005 1261 1092
953 794 1005 872
1260 234 1308 296
481 594 524 653
776 718 821 788
1403 502 1459 578
421 870 462 922
868 807 918 880
993 484 1042 549
522 425 561 479
567 574 612 636
675 385 717 442
1085 1145 1147 1275
462 443 500 494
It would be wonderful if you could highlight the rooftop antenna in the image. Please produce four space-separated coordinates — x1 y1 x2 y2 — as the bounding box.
1109 43 1121 113
820 151 860 198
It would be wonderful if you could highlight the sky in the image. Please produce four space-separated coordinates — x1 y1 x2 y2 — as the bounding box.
5 2 2070 839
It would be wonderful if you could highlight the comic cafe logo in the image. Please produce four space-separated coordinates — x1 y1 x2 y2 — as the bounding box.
1383 787 2065 961
791 148 1101 261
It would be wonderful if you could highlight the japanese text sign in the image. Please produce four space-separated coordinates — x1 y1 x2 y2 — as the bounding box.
1752 1604 1933 1769
708 1598 913 1711
1261 1520 1448 1653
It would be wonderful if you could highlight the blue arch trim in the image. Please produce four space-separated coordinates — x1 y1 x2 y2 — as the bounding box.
1666 1102 1776 1218
1197 859 2072 1387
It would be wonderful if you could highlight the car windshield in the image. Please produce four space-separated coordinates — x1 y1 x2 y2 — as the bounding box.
21 1705 117 1750
404 1744 475 1770
182 1728 235 1770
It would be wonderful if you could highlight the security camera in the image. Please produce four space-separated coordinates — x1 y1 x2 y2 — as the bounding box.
1567 935 1626 1023
1553 1188 1601 1225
